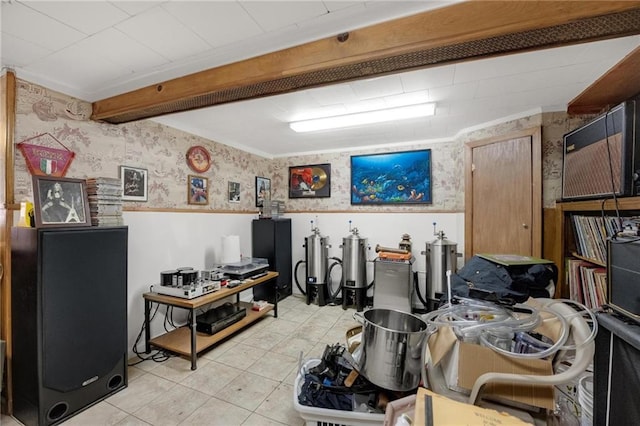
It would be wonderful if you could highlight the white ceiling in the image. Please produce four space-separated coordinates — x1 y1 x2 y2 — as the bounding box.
2 1 639 158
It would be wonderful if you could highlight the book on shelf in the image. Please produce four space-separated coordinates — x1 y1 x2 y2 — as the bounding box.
569 214 640 265
566 258 608 309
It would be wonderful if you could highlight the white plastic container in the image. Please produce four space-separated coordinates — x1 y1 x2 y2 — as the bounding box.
578 374 593 426
293 359 385 426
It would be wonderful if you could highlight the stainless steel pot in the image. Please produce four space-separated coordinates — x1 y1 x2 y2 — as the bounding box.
353 308 427 391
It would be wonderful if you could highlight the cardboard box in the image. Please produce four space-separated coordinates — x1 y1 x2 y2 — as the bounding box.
428 300 560 410
413 387 531 425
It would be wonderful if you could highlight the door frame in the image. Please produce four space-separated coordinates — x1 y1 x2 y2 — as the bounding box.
464 127 542 260
1 70 17 414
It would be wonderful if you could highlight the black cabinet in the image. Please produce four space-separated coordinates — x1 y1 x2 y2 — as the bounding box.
594 312 640 426
11 226 128 426
252 218 292 302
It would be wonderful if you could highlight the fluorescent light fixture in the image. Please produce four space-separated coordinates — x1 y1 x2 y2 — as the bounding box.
289 102 436 133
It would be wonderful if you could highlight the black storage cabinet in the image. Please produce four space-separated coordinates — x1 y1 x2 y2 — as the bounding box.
594 312 640 425
11 226 128 426
251 218 292 302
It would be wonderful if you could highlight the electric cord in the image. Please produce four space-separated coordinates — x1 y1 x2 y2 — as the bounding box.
129 300 174 365
294 259 307 295
413 271 429 310
327 258 343 303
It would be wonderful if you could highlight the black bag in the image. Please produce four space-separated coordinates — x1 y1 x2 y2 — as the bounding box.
298 374 353 411
298 344 378 411
448 255 557 303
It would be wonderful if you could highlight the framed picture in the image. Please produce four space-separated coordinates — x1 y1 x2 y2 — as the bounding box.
350 149 432 205
120 166 148 202
228 181 240 203
32 176 91 227
255 176 271 207
188 175 209 205
289 163 331 198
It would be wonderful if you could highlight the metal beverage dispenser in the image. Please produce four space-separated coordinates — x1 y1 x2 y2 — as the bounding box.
341 222 368 311
304 222 330 306
423 222 458 310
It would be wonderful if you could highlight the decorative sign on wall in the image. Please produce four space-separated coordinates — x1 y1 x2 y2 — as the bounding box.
17 133 75 177
186 145 211 173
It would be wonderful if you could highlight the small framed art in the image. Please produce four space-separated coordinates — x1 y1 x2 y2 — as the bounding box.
228 181 240 203
188 175 209 205
289 163 331 198
255 176 271 207
32 176 91 227
120 165 148 202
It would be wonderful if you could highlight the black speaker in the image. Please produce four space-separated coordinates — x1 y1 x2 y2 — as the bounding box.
594 313 640 425
251 218 292 302
608 238 640 322
11 227 128 426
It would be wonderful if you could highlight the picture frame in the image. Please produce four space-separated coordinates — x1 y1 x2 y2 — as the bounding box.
350 149 432 205
289 163 331 198
120 165 148 202
255 176 271 207
32 175 91 228
188 175 209 205
228 181 240 203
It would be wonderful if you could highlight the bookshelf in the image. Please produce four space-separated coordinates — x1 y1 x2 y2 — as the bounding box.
544 196 640 304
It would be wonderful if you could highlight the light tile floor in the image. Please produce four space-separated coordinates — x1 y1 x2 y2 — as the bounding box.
2 295 362 426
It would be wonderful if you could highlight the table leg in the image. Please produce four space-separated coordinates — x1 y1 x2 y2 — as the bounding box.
190 308 197 370
144 299 151 353
273 278 278 318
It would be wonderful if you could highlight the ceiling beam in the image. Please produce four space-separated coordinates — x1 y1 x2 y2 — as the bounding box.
91 1 640 124
567 45 640 114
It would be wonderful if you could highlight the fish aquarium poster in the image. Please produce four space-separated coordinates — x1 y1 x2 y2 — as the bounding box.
350 150 432 205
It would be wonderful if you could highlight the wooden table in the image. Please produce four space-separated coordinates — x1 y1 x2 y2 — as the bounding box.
143 271 279 370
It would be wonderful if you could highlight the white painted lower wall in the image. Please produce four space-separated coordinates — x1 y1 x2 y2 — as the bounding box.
123 210 465 359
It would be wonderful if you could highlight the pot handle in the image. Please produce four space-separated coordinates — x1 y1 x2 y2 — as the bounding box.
353 311 364 324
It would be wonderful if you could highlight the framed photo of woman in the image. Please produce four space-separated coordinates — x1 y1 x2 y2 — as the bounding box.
255 176 271 207
32 176 91 227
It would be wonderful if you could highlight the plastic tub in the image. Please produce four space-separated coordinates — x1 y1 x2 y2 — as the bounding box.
294 359 386 426
578 374 593 426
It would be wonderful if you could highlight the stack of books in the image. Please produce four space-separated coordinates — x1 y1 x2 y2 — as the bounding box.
86 177 124 227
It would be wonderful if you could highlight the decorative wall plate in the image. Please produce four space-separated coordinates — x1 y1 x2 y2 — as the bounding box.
186 145 211 173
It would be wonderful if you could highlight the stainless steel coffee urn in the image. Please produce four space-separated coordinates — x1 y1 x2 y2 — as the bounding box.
304 222 330 306
341 222 368 311
424 223 457 309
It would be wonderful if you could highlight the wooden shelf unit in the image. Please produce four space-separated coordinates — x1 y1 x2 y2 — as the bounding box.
149 301 273 356
544 196 640 300
143 271 279 370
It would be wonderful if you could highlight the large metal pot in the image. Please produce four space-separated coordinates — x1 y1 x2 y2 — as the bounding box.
353 308 427 391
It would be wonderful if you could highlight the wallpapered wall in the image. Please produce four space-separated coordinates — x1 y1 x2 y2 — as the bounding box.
14 79 272 211
13 79 464 213
14 79 588 210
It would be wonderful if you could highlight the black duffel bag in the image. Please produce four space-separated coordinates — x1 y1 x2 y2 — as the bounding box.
447 255 557 303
